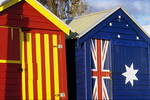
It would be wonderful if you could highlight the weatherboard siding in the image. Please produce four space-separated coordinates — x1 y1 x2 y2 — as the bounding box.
94 12 150 99
66 41 93 100
67 8 150 100
92 13 148 47
112 45 150 99
22 32 68 100
0 1 60 31
0 1 69 100
66 40 88 100
75 43 87 100
0 64 22 99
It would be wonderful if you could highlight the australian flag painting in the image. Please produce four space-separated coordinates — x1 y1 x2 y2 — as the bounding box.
112 45 150 99
91 39 112 100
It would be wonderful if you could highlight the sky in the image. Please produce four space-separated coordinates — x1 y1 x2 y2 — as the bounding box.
86 0 150 26
0 0 149 26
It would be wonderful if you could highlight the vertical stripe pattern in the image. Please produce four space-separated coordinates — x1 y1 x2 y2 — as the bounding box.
26 33 34 100
35 34 43 99
21 32 66 100
53 35 60 100
20 32 26 100
44 34 51 99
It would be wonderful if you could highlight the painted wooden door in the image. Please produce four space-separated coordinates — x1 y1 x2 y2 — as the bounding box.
112 45 150 99
21 31 68 100
0 27 22 100
90 39 112 100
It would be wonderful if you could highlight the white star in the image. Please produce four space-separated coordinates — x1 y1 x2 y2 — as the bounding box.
122 63 138 86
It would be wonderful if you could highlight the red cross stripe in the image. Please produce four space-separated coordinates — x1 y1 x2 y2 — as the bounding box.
91 39 111 100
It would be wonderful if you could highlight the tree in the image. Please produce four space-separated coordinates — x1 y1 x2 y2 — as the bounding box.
37 0 91 19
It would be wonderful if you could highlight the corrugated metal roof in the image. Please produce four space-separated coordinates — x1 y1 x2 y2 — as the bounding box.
65 9 112 34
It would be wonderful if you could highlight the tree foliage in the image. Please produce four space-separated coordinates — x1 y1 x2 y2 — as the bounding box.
37 0 91 19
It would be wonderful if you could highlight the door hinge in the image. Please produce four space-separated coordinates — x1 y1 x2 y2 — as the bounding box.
55 93 65 97
60 93 65 97
58 44 63 48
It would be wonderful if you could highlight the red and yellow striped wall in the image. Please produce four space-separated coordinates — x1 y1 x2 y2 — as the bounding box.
0 26 68 100
21 31 68 100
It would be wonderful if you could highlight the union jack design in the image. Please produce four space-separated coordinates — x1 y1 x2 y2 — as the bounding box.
91 39 111 100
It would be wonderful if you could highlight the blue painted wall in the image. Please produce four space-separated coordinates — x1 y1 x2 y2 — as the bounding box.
75 43 87 100
112 45 150 99
66 40 89 100
66 8 150 100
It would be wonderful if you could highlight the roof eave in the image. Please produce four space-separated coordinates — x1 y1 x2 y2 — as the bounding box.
0 0 21 11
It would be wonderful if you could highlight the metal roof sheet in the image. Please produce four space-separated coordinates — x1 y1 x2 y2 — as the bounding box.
65 9 112 34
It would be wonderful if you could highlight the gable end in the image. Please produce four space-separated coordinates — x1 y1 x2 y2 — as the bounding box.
78 8 150 46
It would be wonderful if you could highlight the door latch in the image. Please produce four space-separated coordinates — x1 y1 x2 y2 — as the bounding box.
19 68 23 72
